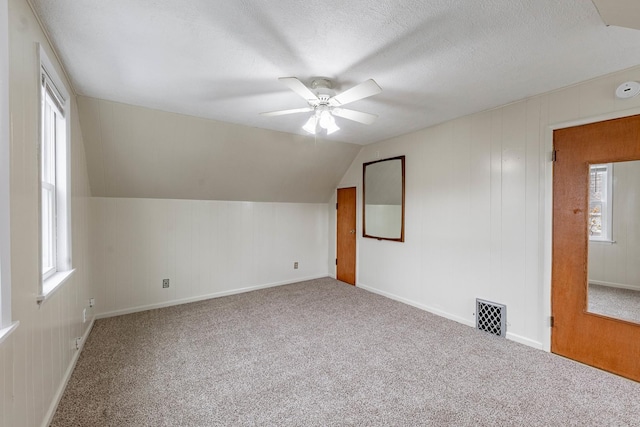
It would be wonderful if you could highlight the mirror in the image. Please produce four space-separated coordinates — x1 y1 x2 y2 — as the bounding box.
587 160 640 324
363 156 405 241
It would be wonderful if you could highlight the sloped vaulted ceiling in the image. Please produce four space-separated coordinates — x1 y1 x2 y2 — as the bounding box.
77 97 361 202
591 0 640 30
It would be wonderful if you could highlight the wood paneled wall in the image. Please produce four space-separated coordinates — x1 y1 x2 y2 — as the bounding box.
334 65 640 350
0 1 94 426
91 198 329 317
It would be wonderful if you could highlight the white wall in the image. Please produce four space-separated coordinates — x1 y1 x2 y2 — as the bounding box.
92 198 328 317
589 160 640 291
0 0 11 330
333 65 640 350
0 0 94 426
364 205 402 239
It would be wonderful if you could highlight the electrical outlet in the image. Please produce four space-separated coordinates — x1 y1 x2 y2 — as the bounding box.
162 279 170 288
89 298 95 308
75 337 82 350
294 262 298 269
82 308 87 323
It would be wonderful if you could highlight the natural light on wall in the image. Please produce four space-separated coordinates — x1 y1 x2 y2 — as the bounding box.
0 0 18 342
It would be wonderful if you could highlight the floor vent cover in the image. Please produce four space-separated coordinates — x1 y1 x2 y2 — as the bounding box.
476 299 507 337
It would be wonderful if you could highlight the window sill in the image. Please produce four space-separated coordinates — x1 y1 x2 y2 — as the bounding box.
589 239 616 244
38 269 76 304
0 321 19 345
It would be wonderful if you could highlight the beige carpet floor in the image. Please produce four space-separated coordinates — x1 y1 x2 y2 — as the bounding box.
589 283 640 324
52 277 640 426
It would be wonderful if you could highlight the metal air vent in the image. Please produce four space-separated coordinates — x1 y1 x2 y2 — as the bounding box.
476 298 506 337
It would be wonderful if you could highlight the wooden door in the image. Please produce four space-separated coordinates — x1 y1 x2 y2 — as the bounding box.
337 187 356 285
552 114 640 382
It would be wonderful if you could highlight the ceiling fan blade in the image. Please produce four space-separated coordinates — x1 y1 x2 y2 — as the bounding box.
329 79 382 106
260 107 314 117
332 108 378 125
278 77 319 102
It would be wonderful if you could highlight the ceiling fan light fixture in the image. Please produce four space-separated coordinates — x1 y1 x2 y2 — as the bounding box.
325 118 340 135
319 109 332 129
302 116 318 134
263 76 382 137
318 109 340 134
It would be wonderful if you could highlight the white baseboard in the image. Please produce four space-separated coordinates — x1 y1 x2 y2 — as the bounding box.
506 332 543 350
356 283 474 328
96 274 329 319
357 282 543 351
42 317 95 427
589 280 640 292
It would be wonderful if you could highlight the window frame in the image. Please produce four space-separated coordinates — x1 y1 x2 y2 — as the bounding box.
38 44 74 303
588 163 614 242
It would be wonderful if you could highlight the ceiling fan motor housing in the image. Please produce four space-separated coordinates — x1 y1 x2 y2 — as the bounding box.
311 78 333 90
311 78 335 100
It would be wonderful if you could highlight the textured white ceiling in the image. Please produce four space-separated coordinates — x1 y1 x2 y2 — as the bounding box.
30 0 640 145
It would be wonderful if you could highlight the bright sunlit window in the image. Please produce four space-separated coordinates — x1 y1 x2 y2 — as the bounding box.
41 77 63 279
588 163 613 242
38 45 73 302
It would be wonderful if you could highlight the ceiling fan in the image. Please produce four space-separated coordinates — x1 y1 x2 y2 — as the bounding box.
260 77 382 135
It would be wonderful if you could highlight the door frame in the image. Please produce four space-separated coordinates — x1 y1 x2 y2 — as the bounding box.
542 105 640 352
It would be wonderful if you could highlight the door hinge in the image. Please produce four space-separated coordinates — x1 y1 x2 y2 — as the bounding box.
551 150 557 162
336 203 338 209
335 258 338 265
550 316 554 327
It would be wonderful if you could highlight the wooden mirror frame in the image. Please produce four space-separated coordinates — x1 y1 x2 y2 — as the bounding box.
362 155 405 242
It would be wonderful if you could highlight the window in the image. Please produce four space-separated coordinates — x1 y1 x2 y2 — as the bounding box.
38 45 73 302
588 163 613 242
41 78 63 279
